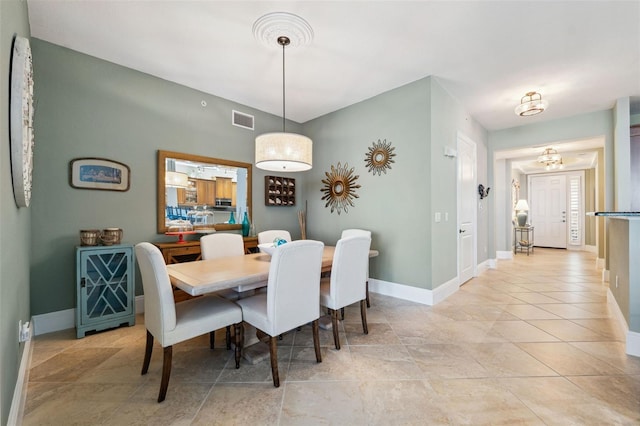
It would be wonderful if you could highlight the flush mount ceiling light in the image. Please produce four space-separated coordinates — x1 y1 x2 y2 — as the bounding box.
537 147 564 171
515 91 549 116
254 13 313 172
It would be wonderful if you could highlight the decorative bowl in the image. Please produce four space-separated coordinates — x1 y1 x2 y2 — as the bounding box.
257 243 277 256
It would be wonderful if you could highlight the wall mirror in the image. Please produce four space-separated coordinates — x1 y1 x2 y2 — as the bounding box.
157 150 252 234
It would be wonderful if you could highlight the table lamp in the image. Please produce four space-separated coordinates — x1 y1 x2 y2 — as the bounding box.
515 199 529 227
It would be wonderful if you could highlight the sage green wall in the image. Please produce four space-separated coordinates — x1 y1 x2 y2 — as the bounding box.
29 39 304 316
488 110 614 257
429 78 489 283
1 1 31 423
613 98 630 211
303 78 432 287
303 77 488 290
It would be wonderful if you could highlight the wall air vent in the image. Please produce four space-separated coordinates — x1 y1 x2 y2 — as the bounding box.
232 110 254 130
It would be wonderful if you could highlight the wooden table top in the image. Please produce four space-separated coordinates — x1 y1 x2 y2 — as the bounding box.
166 246 378 296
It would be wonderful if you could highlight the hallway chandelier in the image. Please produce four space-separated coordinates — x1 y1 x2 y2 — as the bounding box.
254 13 313 172
515 91 548 116
537 147 563 171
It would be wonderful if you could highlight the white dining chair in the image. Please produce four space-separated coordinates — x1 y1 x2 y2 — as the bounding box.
199 233 245 348
135 242 243 402
341 228 372 308
257 230 292 246
236 240 324 387
320 235 371 350
200 232 244 259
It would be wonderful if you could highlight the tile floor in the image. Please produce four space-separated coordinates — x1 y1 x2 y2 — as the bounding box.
22 248 640 425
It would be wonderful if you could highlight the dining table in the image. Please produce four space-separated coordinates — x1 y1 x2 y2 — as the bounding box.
165 245 379 363
166 245 379 296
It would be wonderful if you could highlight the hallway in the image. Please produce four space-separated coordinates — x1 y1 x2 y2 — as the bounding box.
22 248 640 424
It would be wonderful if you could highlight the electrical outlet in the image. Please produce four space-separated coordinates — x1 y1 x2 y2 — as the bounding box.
19 321 31 343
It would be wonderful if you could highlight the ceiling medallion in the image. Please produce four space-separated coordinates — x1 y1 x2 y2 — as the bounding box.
252 12 314 49
320 162 361 215
365 139 396 176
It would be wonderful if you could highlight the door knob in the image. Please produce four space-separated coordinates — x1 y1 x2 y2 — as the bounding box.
459 229 466 233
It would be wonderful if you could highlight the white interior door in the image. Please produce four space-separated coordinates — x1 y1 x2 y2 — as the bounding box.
530 174 567 248
457 134 476 284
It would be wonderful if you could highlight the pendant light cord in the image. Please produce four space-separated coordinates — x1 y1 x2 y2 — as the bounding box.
278 36 290 133
282 39 286 132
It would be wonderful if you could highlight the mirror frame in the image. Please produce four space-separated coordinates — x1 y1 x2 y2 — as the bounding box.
157 150 252 234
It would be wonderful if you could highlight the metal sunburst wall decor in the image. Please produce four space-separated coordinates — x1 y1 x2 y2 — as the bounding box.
320 162 361 214
365 139 396 175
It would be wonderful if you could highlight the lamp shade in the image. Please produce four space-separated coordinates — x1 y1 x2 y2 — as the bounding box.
255 132 312 172
165 171 189 188
515 199 529 211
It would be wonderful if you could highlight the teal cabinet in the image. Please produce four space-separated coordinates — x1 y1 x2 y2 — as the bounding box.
76 245 135 338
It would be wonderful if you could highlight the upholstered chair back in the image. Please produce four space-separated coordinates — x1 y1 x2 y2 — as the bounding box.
200 233 244 259
327 236 371 309
266 240 323 336
135 242 177 345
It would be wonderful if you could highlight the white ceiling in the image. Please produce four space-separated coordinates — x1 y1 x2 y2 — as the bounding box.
27 0 640 133
498 137 603 174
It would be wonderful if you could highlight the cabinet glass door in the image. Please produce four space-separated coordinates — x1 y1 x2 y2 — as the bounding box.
80 250 131 323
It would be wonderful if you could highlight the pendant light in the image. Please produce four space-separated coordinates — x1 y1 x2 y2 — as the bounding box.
255 35 312 172
515 91 549 116
165 171 189 188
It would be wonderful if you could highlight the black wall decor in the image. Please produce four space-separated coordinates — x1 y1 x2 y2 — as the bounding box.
478 184 491 199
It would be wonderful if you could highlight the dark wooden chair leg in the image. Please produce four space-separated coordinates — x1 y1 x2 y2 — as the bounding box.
360 299 368 334
226 325 232 350
141 330 154 375
158 346 172 403
209 331 215 349
312 319 322 363
340 307 345 320
233 322 242 369
331 308 341 350
268 336 280 387
366 281 371 308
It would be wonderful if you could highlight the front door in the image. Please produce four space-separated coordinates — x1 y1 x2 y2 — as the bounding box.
457 134 476 284
530 174 567 248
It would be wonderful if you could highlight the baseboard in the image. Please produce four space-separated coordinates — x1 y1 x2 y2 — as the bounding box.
627 331 640 357
369 277 459 306
432 276 460 305
8 321 34 426
32 296 144 337
369 279 434 305
585 245 597 254
477 259 494 273
32 309 74 336
606 288 640 357
596 257 605 270
496 250 513 260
